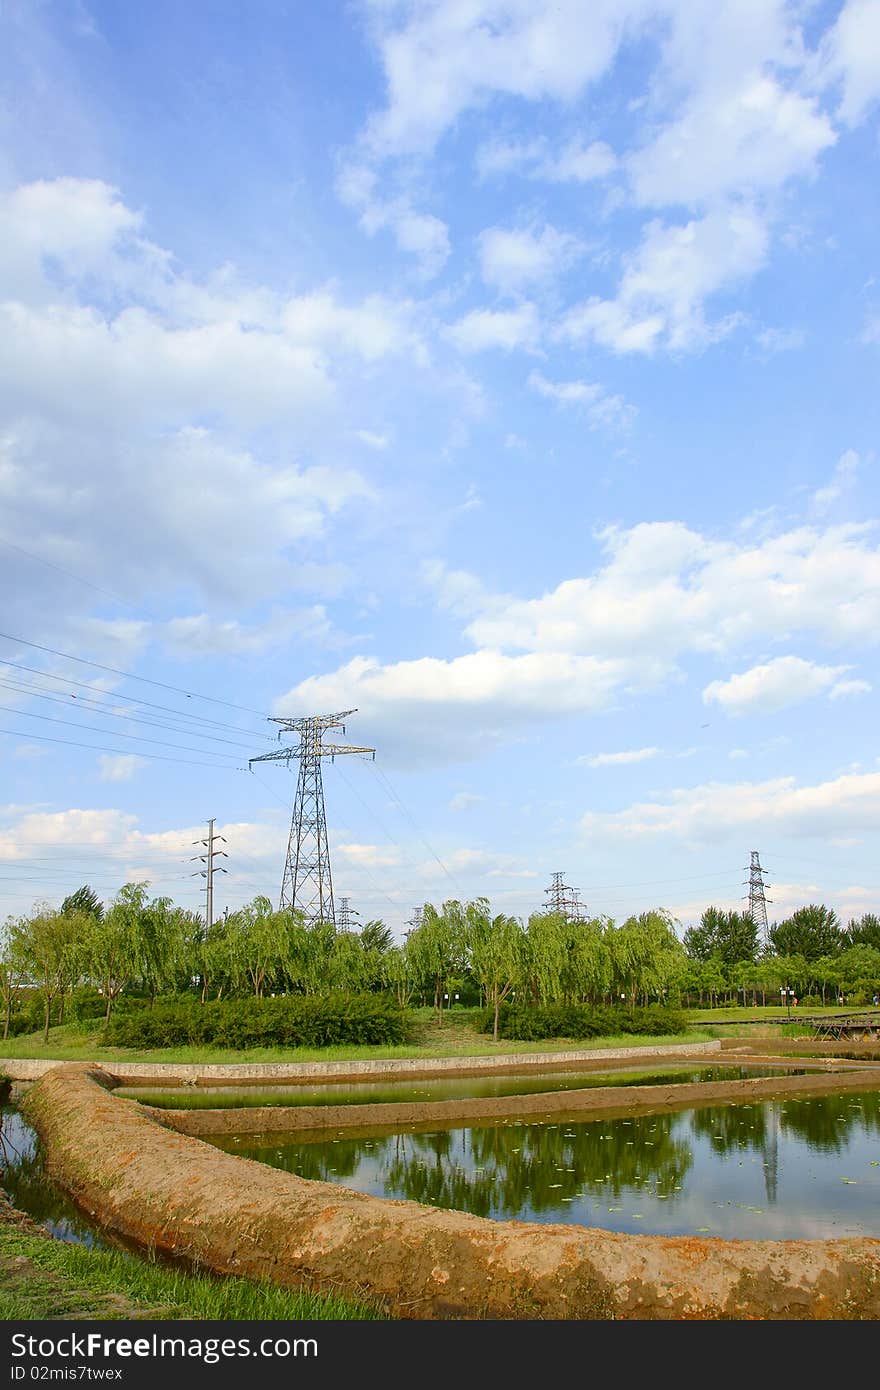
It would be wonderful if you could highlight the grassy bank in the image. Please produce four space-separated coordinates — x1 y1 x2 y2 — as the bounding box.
0 1224 386 1321
0 1008 716 1065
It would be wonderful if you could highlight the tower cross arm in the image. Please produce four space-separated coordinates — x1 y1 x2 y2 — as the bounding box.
322 743 376 759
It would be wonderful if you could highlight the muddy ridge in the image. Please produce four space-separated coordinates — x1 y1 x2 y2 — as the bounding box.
20 1062 880 1320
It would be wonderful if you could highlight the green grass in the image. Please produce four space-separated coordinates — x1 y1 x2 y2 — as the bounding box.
0 1226 386 1321
0 1015 716 1065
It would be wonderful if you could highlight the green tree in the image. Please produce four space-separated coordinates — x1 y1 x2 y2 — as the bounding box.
769 904 843 961
88 883 148 1023
608 910 686 1006
846 913 880 952
465 899 528 1042
688 906 758 966
1 916 30 1039
60 885 104 922
406 902 465 1024
836 944 880 1000
18 903 87 1041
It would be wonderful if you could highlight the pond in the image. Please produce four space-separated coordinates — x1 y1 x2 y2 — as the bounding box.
118 1063 808 1110
206 1089 880 1241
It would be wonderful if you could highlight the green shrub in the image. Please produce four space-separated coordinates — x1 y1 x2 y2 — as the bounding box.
480 1002 688 1041
102 993 413 1049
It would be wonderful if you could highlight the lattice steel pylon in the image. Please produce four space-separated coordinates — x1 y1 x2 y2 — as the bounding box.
249 709 375 926
544 871 583 919
744 850 772 951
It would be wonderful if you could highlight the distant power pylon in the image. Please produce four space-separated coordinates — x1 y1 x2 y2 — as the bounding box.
544 871 583 919
249 709 375 926
190 817 227 931
744 850 772 950
403 905 424 940
338 897 360 931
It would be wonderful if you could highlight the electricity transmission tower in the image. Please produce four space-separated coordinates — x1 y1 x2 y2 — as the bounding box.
544 872 583 919
249 710 375 926
744 850 772 950
191 818 227 931
338 897 360 931
403 905 423 940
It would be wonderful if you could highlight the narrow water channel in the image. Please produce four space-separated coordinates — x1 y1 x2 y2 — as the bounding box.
118 1063 808 1110
206 1089 880 1241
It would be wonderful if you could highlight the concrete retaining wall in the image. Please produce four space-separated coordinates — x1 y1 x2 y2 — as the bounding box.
1 1038 721 1085
20 1064 880 1320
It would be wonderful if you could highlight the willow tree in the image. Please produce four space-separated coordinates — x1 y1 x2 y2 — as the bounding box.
88 882 148 1023
525 911 611 1005
406 901 466 1025
608 910 686 1006
1 915 30 1039
19 903 88 1040
465 899 528 1042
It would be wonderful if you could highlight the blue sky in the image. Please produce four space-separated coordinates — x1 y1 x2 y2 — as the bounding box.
1 0 878 938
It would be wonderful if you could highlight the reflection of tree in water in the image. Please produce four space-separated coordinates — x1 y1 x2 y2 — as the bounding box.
778 1091 880 1152
235 1133 374 1182
0 1106 105 1245
345 1116 694 1219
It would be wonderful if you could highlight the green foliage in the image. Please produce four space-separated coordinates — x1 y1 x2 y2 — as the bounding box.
846 913 880 952
770 904 843 961
102 992 413 1049
481 1002 688 1041
684 906 758 965
60 885 104 922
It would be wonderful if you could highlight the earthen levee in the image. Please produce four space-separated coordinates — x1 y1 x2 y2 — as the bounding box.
20 1064 880 1320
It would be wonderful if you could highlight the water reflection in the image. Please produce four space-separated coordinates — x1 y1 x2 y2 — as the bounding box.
0 1106 112 1247
211 1089 880 1240
122 1064 806 1111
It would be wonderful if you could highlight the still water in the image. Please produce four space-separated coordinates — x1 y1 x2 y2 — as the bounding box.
0 1105 114 1247
207 1089 880 1241
119 1064 806 1110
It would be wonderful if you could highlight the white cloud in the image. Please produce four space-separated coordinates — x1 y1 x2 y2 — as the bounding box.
579 747 660 767
756 326 806 353
361 0 644 159
477 223 583 293
528 370 635 432
449 791 486 811
815 0 880 127
273 649 626 763
353 429 390 450
280 518 880 765
812 448 860 511
476 136 617 183
629 76 835 209
579 770 880 843
702 655 853 716
162 608 333 659
98 754 148 782
444 303 540 353
462 520 880 661
559 205 768 353
828 678 871 700
335 163 450 276
335 842 400 869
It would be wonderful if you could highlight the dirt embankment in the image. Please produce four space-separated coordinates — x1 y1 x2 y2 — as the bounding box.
20 1063 880 1321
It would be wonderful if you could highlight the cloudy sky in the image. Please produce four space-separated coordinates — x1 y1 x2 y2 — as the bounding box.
1 0 878 939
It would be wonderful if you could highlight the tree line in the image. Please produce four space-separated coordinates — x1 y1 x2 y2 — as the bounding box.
3 885 878 1045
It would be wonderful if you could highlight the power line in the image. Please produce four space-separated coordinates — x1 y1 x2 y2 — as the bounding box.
3 706 248 761
371 763 465 897
0 676 263 750
0 535 137 611
0 631 269 717
0 657 275 739
0 726 247 769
